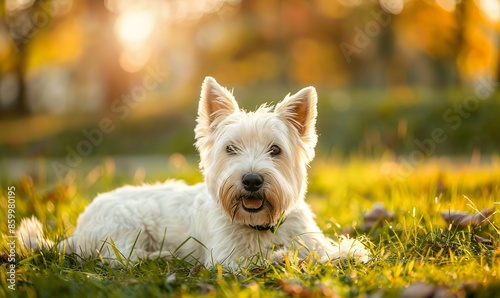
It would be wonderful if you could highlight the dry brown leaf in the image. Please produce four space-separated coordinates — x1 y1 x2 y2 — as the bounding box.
441 207 494 227
188 264 204 276
197 283 216 295
401 282 435 298
433 285 456 298
279 280 340 298
363 203 395 231
473 234 492 243
401 282 458 298
279 280 313 298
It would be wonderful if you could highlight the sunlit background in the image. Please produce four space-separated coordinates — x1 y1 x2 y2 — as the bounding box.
0 0 499 179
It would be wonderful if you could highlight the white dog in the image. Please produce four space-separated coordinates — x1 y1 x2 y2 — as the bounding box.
19 77 369 268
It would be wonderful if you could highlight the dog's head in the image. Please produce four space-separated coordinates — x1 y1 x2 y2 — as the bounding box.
195 77 318 227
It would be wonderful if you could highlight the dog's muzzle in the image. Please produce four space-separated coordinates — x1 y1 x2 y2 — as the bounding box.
241 173 266 213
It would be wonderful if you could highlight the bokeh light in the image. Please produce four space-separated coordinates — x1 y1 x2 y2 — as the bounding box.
476 0 500 21
115 10 155 49
380 0 404 14
0 0 499 116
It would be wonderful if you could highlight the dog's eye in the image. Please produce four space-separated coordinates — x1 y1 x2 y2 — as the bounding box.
226 145 237 155
269 145 281 157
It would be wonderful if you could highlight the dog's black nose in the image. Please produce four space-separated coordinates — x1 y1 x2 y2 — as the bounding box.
242 173 263 192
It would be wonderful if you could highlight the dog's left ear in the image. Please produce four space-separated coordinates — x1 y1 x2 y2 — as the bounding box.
197 77 239 128
195 77 239 153
275 86 318 147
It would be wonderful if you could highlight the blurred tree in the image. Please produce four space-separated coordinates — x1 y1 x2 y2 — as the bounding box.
1 0 46 115
1 0 498 117
0 0 132 116
84 0 130 114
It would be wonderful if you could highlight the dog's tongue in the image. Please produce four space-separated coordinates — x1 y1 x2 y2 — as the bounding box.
242 197 263 209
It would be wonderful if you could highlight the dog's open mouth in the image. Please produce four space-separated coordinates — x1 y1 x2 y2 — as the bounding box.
241 196 264 213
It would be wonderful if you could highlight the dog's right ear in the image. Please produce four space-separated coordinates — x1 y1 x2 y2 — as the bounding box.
197 77 239 128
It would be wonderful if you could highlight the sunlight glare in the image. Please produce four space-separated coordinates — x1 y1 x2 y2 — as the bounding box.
436 0 456 12
5 0 35 13
380 0 404 15
476 0 500 21
115 10 155 48
119 48 151 73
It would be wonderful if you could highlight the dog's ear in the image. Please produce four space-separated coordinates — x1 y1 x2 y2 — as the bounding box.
197 77 239 127
275 86 318 146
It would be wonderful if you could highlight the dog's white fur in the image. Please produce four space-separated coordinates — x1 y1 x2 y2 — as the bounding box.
19 77 369 268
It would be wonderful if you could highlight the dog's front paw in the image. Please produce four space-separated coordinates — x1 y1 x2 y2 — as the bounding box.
324 236 371 264
270 248 288 264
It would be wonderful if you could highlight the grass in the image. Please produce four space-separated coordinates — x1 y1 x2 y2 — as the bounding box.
1 155 499 297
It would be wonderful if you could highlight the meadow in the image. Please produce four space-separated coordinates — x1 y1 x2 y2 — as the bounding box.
1 155 499 297
2 0 500 296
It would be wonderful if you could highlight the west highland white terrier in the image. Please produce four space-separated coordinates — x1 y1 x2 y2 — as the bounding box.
19 77 369 268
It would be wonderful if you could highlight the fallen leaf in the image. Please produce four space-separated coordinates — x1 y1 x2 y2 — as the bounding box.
319 283 340 298
189 264 204 276
197 283 215 295
279 280 313 298
0 252 10 263
473 234 492 243
433 285 456 298
461 281 480 292
363 203 395 231
441 207 494 227
279 280 339 298
436 175 448 193
401 282 435 298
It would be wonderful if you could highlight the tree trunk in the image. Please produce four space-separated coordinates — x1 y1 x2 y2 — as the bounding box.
14 44 29 116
